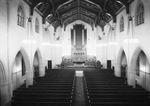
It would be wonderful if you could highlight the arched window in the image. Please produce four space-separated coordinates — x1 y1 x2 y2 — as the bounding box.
136 1 144 25
17 5 25 27
120 16 124 32
35 18 39 33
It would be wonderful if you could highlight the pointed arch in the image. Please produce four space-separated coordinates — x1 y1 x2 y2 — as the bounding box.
19 48 31 73
12 48 31 90
17 2 26 27
117 48 127 77
120 16 124 32
35 17 40 33
130 47 150 73
33 49 43 76
107 26 113 42
129 47 150 89
0 61 6 86
0 60 7 106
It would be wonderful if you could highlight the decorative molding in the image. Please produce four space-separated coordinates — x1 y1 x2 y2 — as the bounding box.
81 0 101 12
61 7 97 22
61 8 78 19
80 7 97 19
57 0 77 12
64 14 94 31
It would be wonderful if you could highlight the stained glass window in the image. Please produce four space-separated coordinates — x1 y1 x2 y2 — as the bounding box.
35 18 39 33
120 16 124 32
136 2 144 25
17 5 25 27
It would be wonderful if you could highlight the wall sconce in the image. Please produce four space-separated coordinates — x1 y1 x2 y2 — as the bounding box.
103 32 105 35
45 28 47 31
57 36 60 40
98 36 101 40
28 17 32 22
128 16 133 21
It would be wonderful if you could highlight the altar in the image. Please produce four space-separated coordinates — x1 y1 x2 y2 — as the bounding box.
74 62 85 67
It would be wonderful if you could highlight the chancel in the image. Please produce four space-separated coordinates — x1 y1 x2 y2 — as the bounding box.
0 0 150 106
71 24 87 63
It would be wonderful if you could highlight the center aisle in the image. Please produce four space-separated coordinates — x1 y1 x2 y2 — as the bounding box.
73 71 88 106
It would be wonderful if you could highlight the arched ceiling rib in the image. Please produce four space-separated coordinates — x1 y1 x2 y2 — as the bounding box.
64 14 95 31
24 0 135 31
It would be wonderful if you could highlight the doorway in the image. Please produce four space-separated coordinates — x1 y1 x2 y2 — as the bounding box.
33 51 40 79
107 60 111 69
120 51 127 79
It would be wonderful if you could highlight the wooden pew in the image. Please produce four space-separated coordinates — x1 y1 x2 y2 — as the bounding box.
12 69 75 106
84 70 150 106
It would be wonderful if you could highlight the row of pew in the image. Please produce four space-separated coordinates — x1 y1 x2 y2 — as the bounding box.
84 69 150 106
12 69 75 106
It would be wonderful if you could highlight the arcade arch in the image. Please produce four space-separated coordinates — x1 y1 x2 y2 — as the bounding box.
12 49 30 90
117 48 128 79
130 47 150 89
33 49 42 78
0 61 6 106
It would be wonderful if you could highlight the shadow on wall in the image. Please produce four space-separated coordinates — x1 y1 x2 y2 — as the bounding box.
0 61 9 106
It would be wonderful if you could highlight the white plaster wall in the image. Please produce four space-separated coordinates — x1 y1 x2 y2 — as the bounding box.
0 0 12 106
62 25 72 57
50 26 62 68
8 0 31 87
1 0 150 105
0 0 9 83
42 23 53 67
97 20 117 68
96 26 103 63
43 24 62 68
126 0 150 90
115 9 130 77
8 0 44 87
0 0 45 105
100 0 150 91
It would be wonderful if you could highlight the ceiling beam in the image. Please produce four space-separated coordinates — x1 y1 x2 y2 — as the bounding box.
49 0 55 12
64 14 94 31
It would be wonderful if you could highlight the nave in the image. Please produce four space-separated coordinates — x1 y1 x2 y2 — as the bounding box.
11 69 150 106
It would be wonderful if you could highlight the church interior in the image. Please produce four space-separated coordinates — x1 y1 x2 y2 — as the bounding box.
0 0 150 106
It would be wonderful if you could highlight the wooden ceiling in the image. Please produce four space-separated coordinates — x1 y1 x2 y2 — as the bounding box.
24 0 134 31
